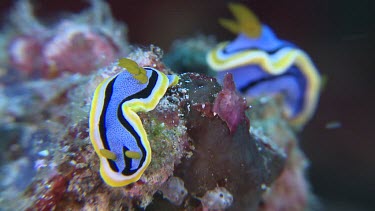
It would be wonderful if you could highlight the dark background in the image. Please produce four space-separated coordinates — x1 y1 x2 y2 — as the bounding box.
1 0 374 210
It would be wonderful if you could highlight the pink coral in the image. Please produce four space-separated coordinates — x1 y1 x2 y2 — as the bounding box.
6 0 127 79
8 23 120 78
259 168 308 211
8 35 43 75
212 73 249 133
42 22 118 77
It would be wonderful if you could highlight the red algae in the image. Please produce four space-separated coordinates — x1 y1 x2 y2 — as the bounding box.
213 73 249 133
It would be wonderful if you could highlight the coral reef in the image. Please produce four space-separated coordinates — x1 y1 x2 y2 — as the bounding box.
0 46 309 210
0 1 315 211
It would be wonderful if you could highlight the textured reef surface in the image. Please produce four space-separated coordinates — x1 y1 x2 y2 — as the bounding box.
0 1 316 210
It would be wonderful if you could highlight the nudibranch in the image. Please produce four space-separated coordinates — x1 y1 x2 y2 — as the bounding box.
89 58 179 187
207 3 321 127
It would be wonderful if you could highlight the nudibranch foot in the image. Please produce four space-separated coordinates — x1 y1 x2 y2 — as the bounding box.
167 74 179 87
89 58 179 187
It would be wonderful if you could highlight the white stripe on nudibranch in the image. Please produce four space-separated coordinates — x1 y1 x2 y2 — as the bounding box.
210 44 298 74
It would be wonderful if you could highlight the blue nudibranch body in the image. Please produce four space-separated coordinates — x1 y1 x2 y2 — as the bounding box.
207 3 321 127
89 58 178 187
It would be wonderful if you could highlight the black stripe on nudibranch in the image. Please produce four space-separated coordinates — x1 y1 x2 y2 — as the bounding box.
238 66 307 117
123 146 132 173
238 71 295 93
117 69 159 176
99 76 120 173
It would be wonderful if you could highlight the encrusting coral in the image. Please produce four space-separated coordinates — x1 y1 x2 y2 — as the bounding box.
0 1 315 210
159 176 188 206
201 187 234 210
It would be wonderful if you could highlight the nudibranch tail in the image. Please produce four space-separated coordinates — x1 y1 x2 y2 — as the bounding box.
208 4 321 128
288 54 321 127
89 58 179 187
167 74 179 87
219 3 262 38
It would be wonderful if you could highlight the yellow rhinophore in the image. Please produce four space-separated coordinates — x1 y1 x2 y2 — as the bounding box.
219 2 262 38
